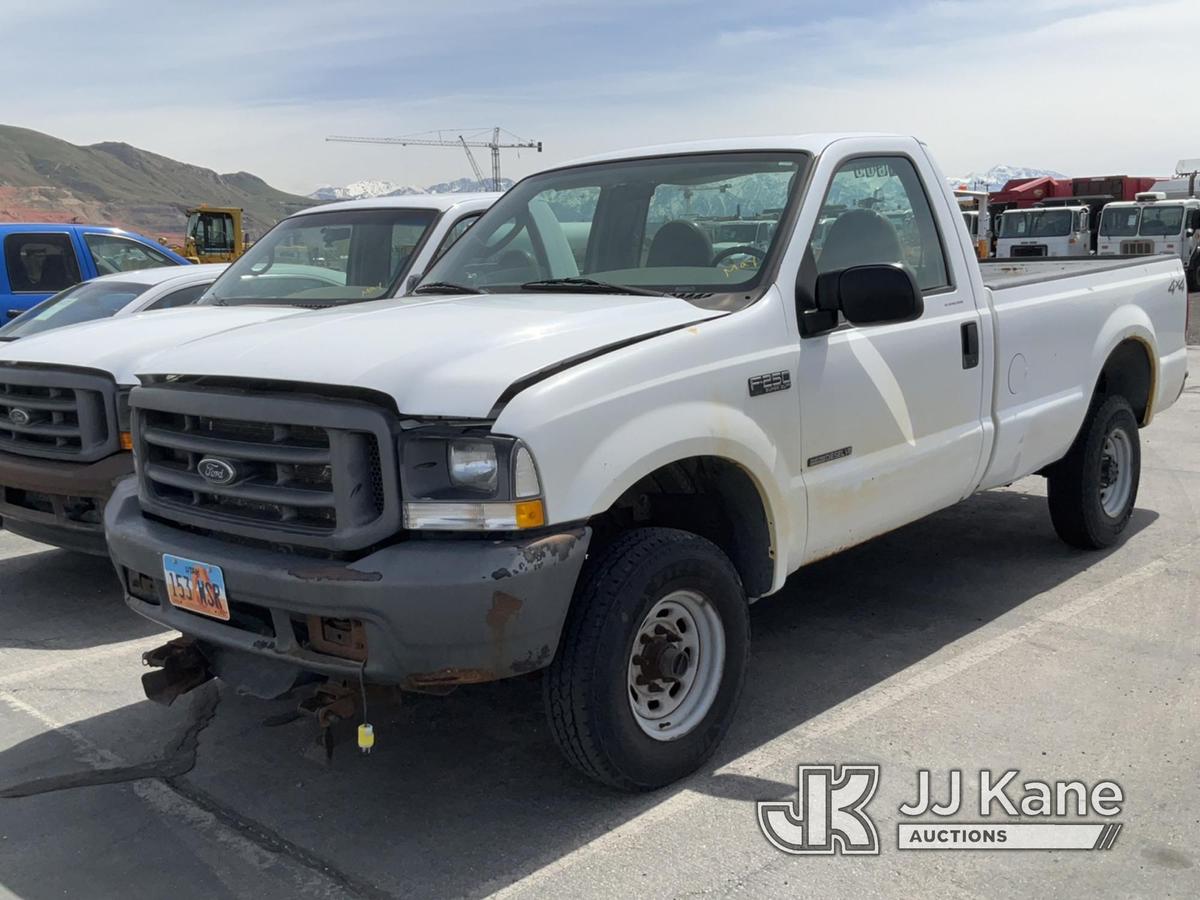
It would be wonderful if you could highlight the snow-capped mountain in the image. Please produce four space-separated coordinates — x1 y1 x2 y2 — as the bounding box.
424 176 513 194
308 179 423 201
946 165 1067 192
308 176 514 200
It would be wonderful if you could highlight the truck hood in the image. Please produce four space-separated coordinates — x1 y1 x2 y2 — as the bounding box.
0 306 301 384
136 293 724 418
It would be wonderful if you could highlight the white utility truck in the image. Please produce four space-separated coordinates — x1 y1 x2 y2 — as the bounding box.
996 205 1091 258
0 194 497 554
104 135 1188 790
1098 192 1200 289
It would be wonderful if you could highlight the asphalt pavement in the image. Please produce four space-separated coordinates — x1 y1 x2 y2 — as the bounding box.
1 349 1197 900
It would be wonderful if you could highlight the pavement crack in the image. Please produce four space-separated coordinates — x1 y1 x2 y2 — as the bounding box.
0 683 220 800
162 776 394 900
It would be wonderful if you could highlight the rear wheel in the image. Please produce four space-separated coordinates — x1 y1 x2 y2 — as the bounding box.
1188 254 1200 292
1047 394 1140 549
544 527 749 791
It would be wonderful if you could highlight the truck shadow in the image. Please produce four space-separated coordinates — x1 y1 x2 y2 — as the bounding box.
0 489 1159 899
0 545 166 651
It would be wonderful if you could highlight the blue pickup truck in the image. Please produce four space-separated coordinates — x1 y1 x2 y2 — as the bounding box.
0 223 190 321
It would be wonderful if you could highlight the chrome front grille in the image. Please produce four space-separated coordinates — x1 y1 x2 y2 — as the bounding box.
0 367 118 461
1121 240 1154 255
133 385 400 551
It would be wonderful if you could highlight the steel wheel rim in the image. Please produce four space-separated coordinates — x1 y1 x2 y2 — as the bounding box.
626 589 725 742
1099 427 1133 517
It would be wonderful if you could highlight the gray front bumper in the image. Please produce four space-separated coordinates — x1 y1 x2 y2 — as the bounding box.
104 478 590 686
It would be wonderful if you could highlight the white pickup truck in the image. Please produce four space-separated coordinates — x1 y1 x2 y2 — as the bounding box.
0 193 496 554
104 135 1188 790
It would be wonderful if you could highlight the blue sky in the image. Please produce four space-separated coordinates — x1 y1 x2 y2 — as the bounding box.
1 0 1195 193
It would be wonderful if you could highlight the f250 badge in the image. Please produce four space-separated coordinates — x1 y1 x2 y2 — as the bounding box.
749 370 791 397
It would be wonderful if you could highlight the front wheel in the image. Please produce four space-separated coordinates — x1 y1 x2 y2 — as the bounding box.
543 528 749 791
1047 394 1140 549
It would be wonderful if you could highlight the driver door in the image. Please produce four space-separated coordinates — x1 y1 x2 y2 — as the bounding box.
794 153 987 562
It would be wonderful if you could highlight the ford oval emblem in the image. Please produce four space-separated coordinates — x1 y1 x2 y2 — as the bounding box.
8 408 31 427
197 457 239 486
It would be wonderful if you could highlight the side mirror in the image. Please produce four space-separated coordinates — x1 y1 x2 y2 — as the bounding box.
799 264 923 337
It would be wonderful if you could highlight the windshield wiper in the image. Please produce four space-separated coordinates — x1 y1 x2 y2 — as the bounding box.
519 277 670 297
412 281 483 295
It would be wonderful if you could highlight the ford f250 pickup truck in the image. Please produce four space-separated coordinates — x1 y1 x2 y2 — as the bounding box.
0 194 496 554
104 135 1188 790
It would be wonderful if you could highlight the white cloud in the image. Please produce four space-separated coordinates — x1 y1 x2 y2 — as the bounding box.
1 0 1194 193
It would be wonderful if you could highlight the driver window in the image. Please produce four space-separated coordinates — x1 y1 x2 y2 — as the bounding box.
812 156 949 292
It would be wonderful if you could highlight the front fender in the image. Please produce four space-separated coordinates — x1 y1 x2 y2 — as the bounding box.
553 400 797 590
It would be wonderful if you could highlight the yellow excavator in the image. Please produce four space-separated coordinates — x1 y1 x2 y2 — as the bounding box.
169 206 248 263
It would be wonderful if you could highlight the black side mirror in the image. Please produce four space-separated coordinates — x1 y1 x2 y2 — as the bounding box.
799 263 923 337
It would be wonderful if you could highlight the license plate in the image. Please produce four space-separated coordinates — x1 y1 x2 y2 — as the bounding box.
162 554 230 621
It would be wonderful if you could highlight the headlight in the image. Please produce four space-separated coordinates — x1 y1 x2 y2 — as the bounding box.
400 430 545 531
448 440 499 492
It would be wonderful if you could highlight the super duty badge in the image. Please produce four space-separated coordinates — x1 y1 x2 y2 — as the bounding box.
749 370 791 397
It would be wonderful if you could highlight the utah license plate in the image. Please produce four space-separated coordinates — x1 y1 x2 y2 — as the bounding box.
162 554 230 621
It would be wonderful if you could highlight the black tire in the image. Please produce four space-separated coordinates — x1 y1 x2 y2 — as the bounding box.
1047 394 1140 549
1188 257 1200 293
543 527 749 791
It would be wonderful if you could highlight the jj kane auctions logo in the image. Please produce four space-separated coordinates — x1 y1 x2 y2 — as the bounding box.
758 766 1124 854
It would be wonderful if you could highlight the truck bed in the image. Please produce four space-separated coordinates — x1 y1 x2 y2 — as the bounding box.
979 256 1169 290
977 252 1187 492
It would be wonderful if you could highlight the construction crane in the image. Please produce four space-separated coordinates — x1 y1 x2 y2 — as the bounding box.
326 127 542 192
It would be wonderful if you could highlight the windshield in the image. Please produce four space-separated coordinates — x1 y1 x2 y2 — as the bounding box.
420 151 809 308
1029 209 1073 237
962 211 978 237
202 208 437 307
1100 207 1140 237
1138 205 1184 236
999 212 1029 238
0 280 150 339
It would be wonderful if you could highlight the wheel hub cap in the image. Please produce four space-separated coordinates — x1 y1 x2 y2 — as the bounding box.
626 589 726 742
1099 427 1134 517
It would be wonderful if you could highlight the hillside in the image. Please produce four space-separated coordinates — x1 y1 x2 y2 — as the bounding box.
0 124 313 241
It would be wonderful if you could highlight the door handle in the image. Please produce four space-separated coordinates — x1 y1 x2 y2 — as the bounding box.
961 321 979 369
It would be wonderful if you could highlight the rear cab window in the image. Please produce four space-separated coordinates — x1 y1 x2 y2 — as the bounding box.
3 233 82 293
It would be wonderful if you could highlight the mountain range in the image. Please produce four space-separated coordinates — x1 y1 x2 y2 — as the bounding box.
308 176 515 201
945 165 1067 192
0 124 314 242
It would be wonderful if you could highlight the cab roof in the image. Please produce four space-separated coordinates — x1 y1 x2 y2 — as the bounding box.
84 263 227 285
562 133 906 167
292 193 501 217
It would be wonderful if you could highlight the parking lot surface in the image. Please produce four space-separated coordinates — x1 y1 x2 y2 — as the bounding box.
1 348 1197 900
